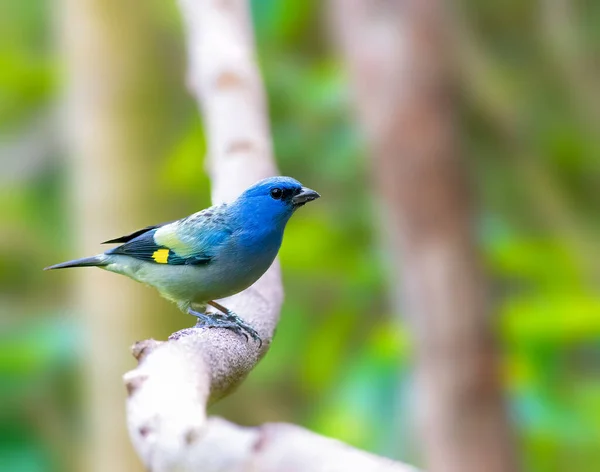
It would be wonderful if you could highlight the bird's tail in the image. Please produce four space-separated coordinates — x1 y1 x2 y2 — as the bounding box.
44 255 108 270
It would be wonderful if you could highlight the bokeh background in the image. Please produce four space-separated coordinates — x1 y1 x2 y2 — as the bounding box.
1 0 599 471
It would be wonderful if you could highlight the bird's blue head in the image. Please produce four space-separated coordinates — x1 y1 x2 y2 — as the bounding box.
235 176 320 229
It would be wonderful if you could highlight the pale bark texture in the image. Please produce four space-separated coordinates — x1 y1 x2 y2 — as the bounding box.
331 1 517 472
61 0 172 471
123 0 419 471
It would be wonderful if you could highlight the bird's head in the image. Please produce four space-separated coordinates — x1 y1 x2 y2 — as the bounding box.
237 176 320 227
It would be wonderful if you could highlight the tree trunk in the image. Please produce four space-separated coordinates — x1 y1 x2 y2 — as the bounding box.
331 1 517 471
60 1 172 470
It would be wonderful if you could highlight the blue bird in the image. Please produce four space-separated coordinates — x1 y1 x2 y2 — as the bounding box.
45 176 320 344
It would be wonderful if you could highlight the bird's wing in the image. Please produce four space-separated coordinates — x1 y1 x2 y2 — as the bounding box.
105 205 233 265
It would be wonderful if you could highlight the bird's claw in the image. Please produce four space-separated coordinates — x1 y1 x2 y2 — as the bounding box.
220 312 262 347
189 308 262 347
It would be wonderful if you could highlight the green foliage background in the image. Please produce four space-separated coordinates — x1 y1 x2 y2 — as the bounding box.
1 0 599 471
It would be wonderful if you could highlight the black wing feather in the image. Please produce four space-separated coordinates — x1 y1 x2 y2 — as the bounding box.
106 230 164 262
102 221 173 244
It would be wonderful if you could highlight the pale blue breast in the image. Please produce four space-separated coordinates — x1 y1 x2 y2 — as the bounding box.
205 223 284 298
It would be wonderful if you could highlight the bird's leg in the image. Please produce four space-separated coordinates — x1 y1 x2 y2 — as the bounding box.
180 301 225 321
207 300 262 347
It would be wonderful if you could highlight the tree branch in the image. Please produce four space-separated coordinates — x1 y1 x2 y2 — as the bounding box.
124 1 418 470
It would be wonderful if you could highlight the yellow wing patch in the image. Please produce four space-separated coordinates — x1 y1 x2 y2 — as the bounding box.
154 226 190 256
152 248 170 264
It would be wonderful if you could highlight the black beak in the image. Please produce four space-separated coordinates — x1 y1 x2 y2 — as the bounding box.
292 187 320 206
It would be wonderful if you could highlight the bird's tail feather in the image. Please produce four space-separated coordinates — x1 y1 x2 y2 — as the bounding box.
44 255 108 270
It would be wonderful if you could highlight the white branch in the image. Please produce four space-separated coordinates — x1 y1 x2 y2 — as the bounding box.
124 1 418 470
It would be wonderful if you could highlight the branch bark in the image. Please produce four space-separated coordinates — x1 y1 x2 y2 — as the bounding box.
124 1 418 470
331 1 517 472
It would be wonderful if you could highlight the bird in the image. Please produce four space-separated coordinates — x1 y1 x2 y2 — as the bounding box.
45 176 320 344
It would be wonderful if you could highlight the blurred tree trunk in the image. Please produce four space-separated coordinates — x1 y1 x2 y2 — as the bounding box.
331 1 517 472
60 1 174 471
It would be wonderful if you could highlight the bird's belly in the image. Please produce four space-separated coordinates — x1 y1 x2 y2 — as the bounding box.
110 251 275 305
144 265 214 302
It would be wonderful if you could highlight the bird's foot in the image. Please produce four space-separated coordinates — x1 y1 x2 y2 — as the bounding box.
220 311 262 347
188 308 262 346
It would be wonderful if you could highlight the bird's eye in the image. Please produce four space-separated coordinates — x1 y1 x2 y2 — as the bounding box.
270 188 283 200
